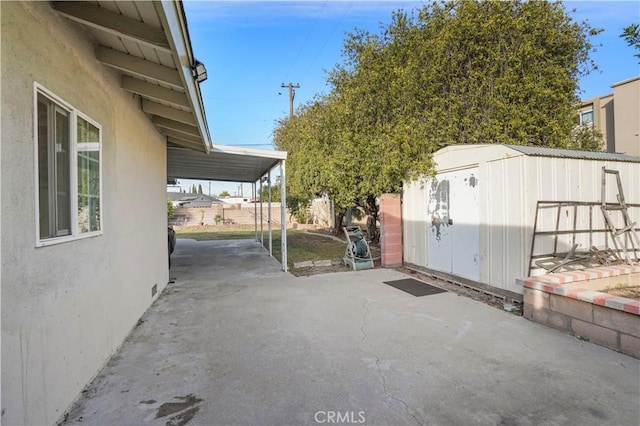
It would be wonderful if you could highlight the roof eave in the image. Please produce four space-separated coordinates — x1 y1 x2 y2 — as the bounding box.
155 0 211 153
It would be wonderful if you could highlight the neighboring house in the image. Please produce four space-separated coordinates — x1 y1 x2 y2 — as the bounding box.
1 2 286 425
167 192 222 208
578 75 640 156
402 144 640 296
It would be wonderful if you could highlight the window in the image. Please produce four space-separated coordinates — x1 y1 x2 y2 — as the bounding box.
580 110 594 125
77 117 101 233
35 85 102 245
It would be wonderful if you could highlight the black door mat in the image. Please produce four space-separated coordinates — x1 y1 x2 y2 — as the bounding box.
383 278 447 297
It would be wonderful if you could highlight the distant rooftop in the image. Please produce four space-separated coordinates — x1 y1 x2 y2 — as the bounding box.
167 192 223 202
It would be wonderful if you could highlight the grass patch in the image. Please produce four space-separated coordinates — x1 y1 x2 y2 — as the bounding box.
175 226 348 273
270 232 345 269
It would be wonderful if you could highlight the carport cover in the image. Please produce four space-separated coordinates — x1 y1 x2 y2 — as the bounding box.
167 145 287 183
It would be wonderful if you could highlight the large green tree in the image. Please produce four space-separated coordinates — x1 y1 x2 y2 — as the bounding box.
274 0 601 240
330 0 601 149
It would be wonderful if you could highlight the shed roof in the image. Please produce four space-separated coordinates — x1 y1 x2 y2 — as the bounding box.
504 145 640 163
432 144 640 173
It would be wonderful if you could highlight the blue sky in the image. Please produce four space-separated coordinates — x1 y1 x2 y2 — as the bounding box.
175 0 640 196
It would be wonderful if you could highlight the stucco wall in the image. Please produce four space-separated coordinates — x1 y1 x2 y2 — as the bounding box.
612 77 640 157
1 2 169 424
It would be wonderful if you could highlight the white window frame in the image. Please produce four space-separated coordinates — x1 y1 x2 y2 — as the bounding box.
34 83 103 247
579 109 594 126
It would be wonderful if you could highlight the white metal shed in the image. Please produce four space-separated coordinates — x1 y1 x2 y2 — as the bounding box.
402 144 640 295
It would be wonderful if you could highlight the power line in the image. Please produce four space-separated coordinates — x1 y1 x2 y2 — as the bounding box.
301 1 354 83
283 1 327 81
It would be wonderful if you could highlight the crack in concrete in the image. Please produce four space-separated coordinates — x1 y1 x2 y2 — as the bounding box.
359 300 424 426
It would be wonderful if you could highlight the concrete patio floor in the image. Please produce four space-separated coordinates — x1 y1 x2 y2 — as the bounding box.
65 238 640 426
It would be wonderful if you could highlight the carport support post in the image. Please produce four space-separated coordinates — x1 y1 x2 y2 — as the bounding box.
268 171 273 257
260 176 264 247
253 182 257 241
280 160 288 272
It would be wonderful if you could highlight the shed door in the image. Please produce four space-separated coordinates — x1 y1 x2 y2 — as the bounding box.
427 168 480 281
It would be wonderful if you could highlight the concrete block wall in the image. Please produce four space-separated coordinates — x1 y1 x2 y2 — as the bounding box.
524 288 640 358
380 194 402 267
522 265 640 359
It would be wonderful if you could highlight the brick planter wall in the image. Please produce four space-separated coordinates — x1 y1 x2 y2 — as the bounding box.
520 265 640 358
379 194 402 267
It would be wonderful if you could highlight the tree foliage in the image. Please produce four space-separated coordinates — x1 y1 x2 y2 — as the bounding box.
620 23 640 60
570 124 604 151
259 176 281 202
219 190 230 198
167 199 174 219
273 0 601 240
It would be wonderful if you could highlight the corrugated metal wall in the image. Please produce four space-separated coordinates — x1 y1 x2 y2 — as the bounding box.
403 146 640 295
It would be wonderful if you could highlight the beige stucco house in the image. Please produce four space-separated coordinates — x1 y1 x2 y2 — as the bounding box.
1 2 286 425
578 76 640 156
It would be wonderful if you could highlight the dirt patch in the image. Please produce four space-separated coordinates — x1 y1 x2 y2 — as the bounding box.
292 263 350 276
599 285 640 300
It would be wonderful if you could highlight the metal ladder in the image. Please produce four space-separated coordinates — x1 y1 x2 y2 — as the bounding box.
601 167 640 263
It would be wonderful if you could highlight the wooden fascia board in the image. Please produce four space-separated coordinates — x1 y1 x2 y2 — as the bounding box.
97 46 182 89
155 1 212 152
53 2 171 53
121 76 190 109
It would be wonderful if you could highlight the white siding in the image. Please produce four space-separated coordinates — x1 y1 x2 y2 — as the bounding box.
403 145 640 295
481 155 528 292
520 157 640 279
1 3 168 425
402 177 429 266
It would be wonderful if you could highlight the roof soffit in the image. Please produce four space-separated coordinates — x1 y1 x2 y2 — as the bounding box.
52 0 209 152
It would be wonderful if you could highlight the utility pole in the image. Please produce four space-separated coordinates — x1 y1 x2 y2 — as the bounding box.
281 82 300 118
